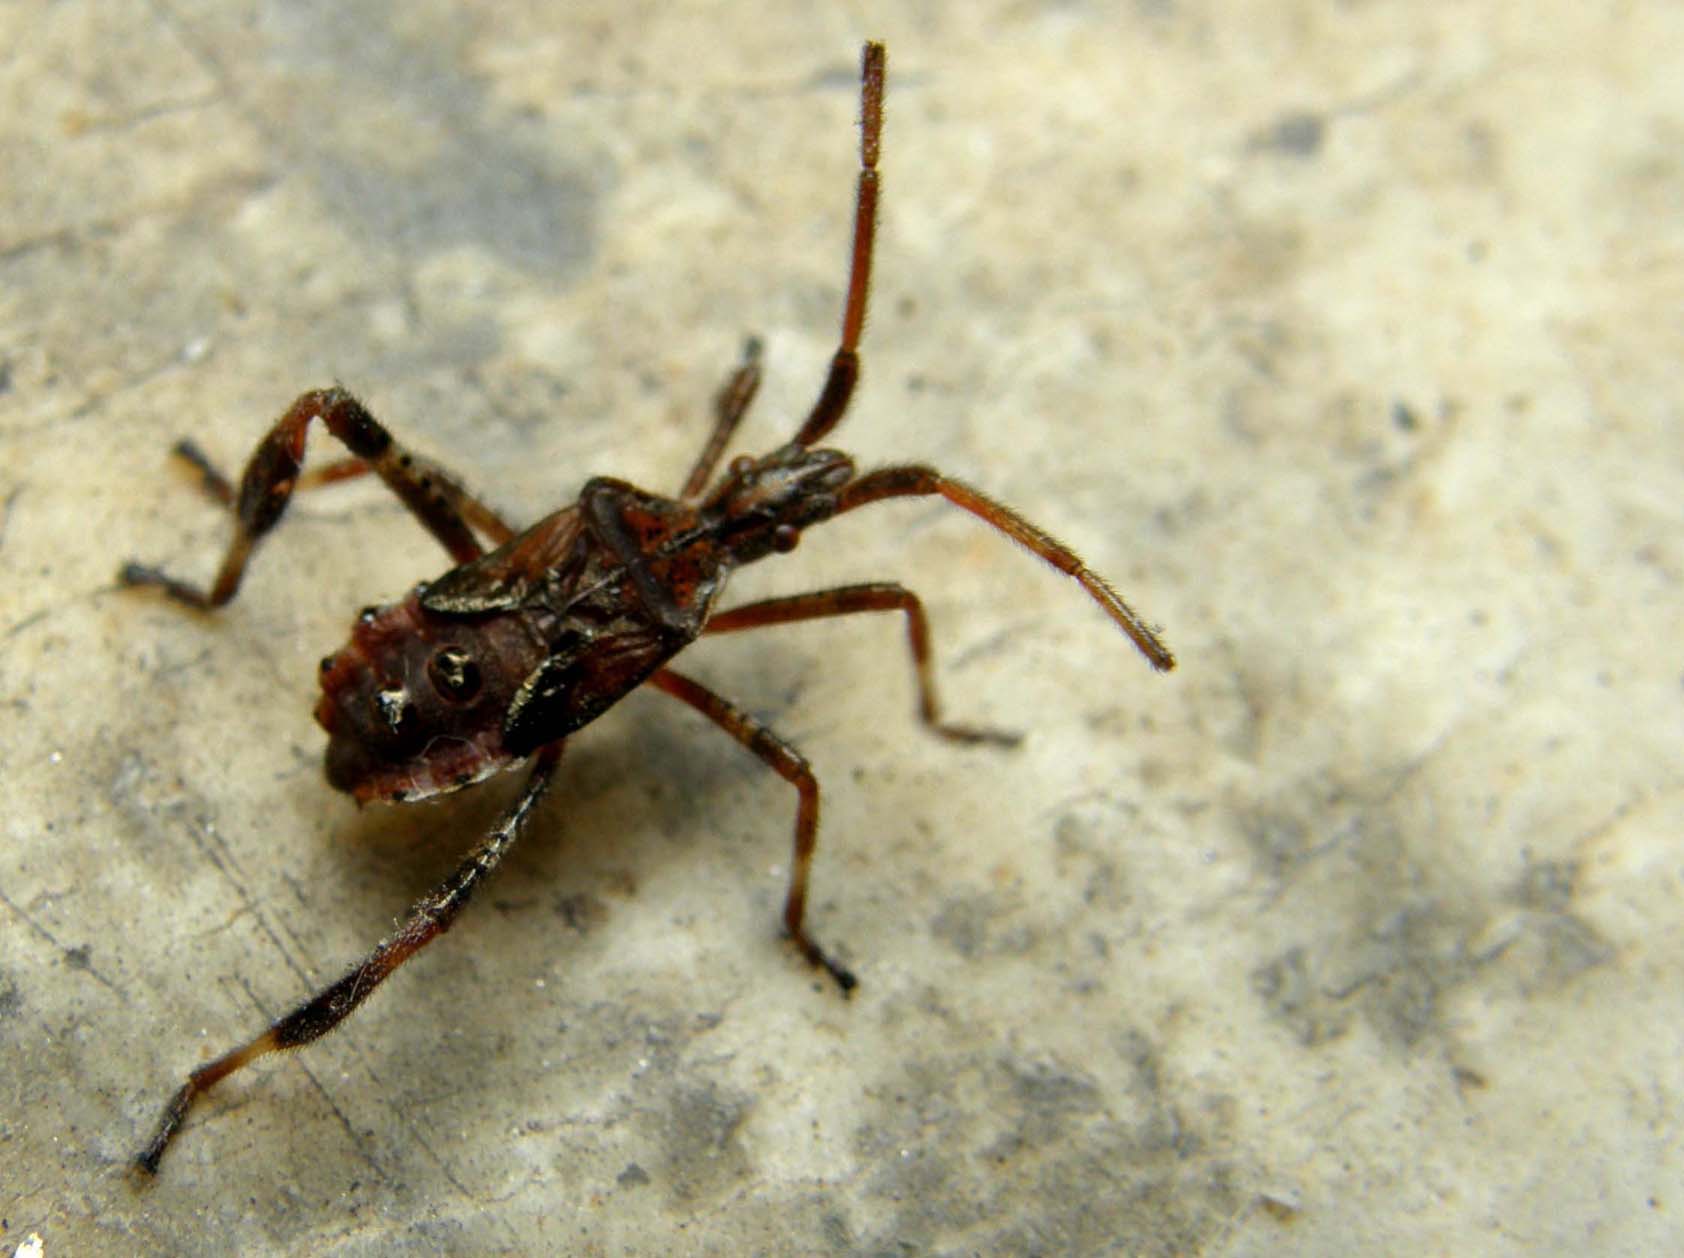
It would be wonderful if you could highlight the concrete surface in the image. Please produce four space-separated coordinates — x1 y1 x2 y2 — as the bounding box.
3 2 1681 1254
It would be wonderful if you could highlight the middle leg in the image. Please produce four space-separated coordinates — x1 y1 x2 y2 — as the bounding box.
648 667 855 993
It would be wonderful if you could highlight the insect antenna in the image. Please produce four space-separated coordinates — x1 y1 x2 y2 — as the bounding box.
792 41 885 450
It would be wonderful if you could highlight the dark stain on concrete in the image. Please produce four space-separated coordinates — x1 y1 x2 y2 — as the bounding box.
1241 773 1615 1057
652 1079 753 1204
257 3 596 279
850 1031 1244 1256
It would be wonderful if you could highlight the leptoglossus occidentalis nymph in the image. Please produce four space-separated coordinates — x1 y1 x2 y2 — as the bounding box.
120 42 1174 1175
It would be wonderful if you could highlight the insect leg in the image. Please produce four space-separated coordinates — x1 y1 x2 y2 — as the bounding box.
132 741 564 1176
833 465 1176 672
648 668 856 994
680 337 763 500
706 583 1020 747
792 42 884 449
120 388 516 609
170 436 370 508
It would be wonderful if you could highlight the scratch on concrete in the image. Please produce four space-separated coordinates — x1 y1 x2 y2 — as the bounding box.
0 884 126 999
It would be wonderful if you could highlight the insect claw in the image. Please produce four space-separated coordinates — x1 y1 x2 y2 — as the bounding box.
788 931 857 994
821 954 858 995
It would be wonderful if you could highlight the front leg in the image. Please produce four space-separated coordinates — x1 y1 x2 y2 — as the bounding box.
705 582 1021 747
120 388 515 609
679 337 763 501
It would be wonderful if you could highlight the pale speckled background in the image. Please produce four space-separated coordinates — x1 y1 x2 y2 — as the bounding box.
3 2 1682 1255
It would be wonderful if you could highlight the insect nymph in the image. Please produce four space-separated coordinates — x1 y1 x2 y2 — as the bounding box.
121 43 1174 1175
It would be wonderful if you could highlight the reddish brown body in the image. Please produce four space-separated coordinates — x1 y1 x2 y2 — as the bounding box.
119 43 1173 1177
318 449 854 803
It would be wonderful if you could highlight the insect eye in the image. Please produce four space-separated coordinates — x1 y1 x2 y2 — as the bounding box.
772 524 800 553
428 647 483 702
374 687 416 734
